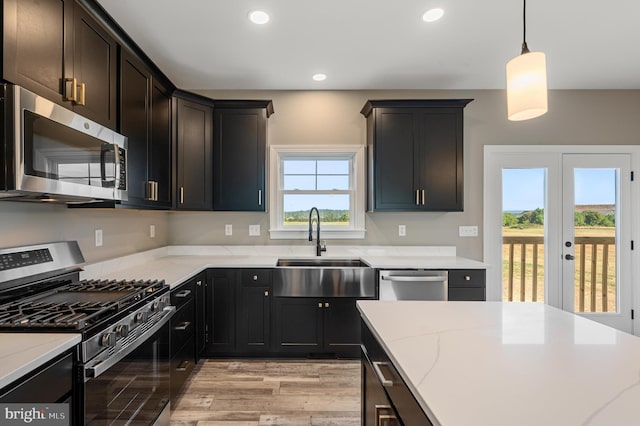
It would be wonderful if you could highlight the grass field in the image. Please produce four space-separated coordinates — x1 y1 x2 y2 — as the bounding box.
502 225 616 312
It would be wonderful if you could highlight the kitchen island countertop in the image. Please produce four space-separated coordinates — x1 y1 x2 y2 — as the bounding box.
0 333 81 390
357 301 640 426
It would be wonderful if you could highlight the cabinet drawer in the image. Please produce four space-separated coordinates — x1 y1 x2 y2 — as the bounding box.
448 287 486 301
171 299 195 353
170 336 195 402
171 279 196 308
361 322 433 425
241 269 272 285
448 269 485 288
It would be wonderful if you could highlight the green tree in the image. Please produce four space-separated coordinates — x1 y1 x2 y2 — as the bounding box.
503 212 518 226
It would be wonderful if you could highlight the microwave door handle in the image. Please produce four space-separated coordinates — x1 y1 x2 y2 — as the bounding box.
100 143 119 187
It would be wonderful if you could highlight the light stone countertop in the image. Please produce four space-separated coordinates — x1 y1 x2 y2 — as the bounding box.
0 333 81 390
357 301 640 426
81 245 487 289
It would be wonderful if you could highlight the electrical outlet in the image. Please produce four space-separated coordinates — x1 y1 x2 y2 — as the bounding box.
95 229 103 247
459 226 478 237
149 225 156 239
225 224 233 236
249 225 261 236
398 225 406 237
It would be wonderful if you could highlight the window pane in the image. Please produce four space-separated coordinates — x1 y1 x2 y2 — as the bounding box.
317 175 349 190
284 160 316 174
283 194 350 225
317 160 349 175
284 175 316 190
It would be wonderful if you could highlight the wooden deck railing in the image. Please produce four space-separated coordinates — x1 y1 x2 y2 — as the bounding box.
502 236 616 312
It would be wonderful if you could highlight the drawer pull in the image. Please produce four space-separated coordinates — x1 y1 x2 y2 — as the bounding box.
176 360 190 372
318 303 323 308
253 275 258 281
375 405 398 426
196 280 202 286
324 302 330 308
173 321 191 331
464 275 471 281
264 290 269 297
372 361 394 387
175 289 192 298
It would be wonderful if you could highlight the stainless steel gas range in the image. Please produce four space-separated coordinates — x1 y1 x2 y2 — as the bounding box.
0 241 175 425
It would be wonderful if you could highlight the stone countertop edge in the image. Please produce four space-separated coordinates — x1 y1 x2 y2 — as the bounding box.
0 333 81 390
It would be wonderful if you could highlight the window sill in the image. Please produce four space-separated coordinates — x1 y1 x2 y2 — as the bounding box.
269 229 366 240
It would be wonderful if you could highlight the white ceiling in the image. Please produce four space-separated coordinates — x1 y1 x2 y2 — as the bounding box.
96 0 640 90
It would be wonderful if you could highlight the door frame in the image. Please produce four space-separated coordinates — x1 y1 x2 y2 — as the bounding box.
483 145 640 335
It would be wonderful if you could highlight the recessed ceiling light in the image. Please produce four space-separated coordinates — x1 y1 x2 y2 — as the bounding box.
422 8 444 23
248 10 270 25
312 73 327 82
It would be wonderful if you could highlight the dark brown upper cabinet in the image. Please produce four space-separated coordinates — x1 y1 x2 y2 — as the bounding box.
173 91 213 210
3 0 117 129
213 100 273 212
361 99 472 212
120 49 172 209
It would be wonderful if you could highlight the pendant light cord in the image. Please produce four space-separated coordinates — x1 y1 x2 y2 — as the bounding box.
521 0 530 54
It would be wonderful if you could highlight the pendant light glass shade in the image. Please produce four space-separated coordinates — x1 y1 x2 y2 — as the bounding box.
506 51 548 121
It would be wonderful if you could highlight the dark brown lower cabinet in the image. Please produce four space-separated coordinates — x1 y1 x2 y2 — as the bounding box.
274 297 368 357
361 321 433 425
169 277 197 402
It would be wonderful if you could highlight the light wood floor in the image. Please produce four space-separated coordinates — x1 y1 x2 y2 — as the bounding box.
170 359 362 425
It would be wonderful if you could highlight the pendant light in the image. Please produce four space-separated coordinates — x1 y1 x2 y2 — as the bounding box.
506 0 548 121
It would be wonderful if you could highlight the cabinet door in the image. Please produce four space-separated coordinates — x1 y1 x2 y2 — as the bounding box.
194 273 206 360
373 109 421 211
237 285 271 353
213 108 266 211
418 109 463 211
150 80 172 207
205 269 237 354
176 98 212 210
3 0 73 105
71 4 117 129
323 298 362 357
274 298 323 353
120 50 151 207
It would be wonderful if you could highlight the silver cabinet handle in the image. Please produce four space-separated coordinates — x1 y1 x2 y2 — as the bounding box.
253 275 258 281
173 321 191 331
324 302 330 308
317 302 322 308
422 189 425 205
380 275 446 282
175 289 191 298
464 275 471 281
176 360 190 372
264 290 269 297
415 189 420 205
372 361 393 387
154 181 159 201
197 280 202 286
180 187 184 204
258 189 262 206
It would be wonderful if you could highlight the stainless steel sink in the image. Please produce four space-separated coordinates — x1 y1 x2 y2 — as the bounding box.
274 258 375 298
276 258 369 267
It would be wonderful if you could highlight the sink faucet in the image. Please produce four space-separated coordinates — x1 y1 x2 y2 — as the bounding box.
308 207 327 256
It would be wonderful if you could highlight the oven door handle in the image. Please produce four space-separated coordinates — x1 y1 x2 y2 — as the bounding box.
100 143 120 188
84 306 175 380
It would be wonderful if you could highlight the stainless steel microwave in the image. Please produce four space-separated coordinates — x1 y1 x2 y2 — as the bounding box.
0 84 127 203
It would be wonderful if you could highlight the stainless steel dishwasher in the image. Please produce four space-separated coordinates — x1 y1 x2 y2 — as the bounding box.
379 270 448 301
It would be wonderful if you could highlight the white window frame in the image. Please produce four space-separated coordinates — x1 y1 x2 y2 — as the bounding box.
269 144 366 239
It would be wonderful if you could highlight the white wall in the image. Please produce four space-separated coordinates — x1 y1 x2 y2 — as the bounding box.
0 202 169 263
167 89 640 260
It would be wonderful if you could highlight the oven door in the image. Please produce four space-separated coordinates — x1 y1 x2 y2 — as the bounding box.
81 309 173 425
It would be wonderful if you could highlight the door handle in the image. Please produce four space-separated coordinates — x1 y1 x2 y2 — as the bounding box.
415 190 420 205
372 361 394 387
258 189 262 206
421 189 425 205
64 78 77 102
180 187 184 204
565 254 575 260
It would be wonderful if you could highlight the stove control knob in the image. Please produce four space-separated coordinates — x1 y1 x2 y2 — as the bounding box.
135 311 148 324
100 332 116 348
115 324 129 338
151 300 160 312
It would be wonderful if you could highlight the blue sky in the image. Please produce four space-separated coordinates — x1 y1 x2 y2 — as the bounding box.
503 168 616 211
